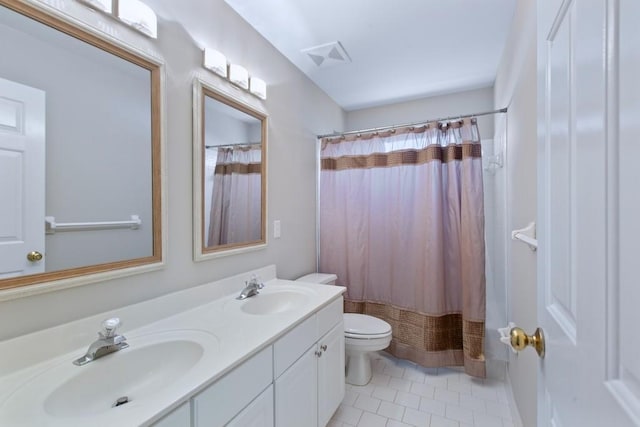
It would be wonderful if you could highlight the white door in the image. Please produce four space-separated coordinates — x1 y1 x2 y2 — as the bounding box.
537 0 639 425
0 77 45 279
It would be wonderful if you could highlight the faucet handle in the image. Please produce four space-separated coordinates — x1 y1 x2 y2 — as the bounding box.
101 317 121 338
248 274 264 289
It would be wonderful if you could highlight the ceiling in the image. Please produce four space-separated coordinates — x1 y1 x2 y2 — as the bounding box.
224 0 517 111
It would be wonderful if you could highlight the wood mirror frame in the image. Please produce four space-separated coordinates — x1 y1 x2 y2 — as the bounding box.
0 0 163 297
192 78 267 260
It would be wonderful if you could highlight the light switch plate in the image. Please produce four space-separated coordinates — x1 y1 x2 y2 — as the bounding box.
273 220 281 238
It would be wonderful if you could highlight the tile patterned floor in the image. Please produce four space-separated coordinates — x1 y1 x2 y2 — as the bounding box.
328 352 518 427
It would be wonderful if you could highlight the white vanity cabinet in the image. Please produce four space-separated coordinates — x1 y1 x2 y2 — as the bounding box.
275 345 318 426
192 346 273 426
151 401 190 427
317 322 345 427
227 386 274 427
150 295 344 427
274 297 345 427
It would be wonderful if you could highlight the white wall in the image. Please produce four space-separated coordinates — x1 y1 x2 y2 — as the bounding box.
204 97 261 147
0 0 345 340
493 1 537 426
481 135 509 377
345 86 509 378
346 87 495 140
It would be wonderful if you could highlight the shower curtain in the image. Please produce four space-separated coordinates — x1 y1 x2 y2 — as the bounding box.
207 144 262 246
319 118 486 377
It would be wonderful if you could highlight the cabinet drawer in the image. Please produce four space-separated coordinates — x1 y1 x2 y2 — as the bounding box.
193 346 273 426
273 314 317 378
317 296 343 338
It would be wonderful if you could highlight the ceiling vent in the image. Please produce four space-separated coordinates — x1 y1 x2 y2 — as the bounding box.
301 41 352 68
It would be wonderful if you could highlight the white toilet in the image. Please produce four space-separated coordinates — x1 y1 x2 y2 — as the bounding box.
296 273 393 386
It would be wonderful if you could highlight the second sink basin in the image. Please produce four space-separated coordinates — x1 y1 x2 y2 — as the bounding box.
230 285 316 315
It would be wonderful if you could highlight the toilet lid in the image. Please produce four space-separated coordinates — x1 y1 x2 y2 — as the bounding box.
343 313 391 337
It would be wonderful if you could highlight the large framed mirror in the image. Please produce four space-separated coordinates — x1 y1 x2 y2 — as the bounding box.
193 79 266 260
0 0 163 295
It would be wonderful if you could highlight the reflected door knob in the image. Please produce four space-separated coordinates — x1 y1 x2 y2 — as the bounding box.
27 251 43 262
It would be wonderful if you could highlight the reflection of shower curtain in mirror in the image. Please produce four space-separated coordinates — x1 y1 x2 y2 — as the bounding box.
319 118 486 378
208 144 261 246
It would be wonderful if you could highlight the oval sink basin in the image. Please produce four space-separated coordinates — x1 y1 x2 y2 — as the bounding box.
241 290 310 315
0 330 219 425
45 338 203 416
226 286 317 315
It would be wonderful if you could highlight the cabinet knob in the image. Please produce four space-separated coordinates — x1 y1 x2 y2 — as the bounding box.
315 350 323 357
320 344 328 351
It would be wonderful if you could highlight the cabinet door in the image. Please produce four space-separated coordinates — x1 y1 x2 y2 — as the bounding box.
275 346 318 427
317 322 345 427
227 385 274 427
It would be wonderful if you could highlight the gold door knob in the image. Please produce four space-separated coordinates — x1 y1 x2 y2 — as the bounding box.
510 327 545 358
26 251 43 262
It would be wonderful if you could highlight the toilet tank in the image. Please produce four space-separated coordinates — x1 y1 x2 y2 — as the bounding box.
296 273 337 286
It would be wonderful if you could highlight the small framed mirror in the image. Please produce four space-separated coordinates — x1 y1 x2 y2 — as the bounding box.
0 0 163 296
193 79 267 260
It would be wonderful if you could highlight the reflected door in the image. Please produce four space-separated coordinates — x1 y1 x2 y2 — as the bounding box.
538 0 639 425
0 77 45 279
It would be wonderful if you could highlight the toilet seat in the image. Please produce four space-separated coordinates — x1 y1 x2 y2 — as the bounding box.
344 313 391 339
345 331 391 340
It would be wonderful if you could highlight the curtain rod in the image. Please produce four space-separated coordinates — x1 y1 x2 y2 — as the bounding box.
316 107 508 139
205 141 261 149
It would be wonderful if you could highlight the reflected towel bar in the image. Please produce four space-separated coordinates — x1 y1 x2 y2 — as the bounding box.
45 215 141 234
511 222 537 251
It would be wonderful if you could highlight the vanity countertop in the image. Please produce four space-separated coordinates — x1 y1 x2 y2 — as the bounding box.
0 266 345 426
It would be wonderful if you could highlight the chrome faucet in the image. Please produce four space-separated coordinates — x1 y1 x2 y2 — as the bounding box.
236 275 264 300
73 317 129 366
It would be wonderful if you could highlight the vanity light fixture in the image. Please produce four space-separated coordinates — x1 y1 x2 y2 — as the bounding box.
229 64 249 90
249 77 267 100
202 49 267 100
204 49 228 78
78 0 113 13
118 0 158 39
